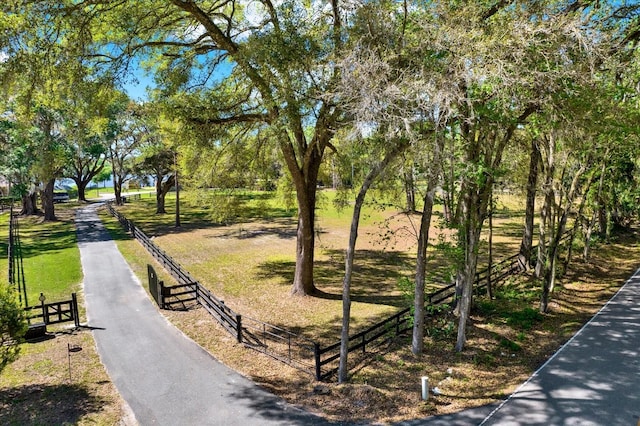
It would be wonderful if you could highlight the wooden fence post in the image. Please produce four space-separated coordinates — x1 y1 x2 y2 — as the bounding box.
40 293 47 325
159 280 165 309
314 342 322 381
236 314 243 343
72 293 80 328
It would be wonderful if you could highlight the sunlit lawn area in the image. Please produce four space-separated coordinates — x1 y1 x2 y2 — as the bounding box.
1 205 82 305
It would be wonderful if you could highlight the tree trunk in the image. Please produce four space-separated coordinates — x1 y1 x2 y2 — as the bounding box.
535 136 554 279
562 173 595 274
403 164 416 213
442 147 456 224
518 139 540 270
71 175 93 202
412 136 442 356
584 162 607 261
454 160 487 352
71 156 106 202
174 154 181 228
455 218 481 352
41 179 56 221
339 182 367 383
111 150 123 206
598 206 607 239
487 191 493 300
77 183 86 202
21 191 38 216
539 163 586 313
157 192 166 214
339 141 407 382
155 174 176 214
285 132 325 296
540 254 556 313
583 211 596 262
292 188 318 296
412 183 436 355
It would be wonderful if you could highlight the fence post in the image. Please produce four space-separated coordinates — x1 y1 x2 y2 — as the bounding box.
40 293 47 325
159 280 165 309
313 342 322 381
72 293 80 328
236 314 243 343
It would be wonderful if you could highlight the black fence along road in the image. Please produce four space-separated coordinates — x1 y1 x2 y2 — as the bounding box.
77 204 332 426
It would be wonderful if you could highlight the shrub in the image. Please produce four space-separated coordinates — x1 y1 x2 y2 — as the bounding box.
0 282 28 374
504 307 543 330
499 337 522 352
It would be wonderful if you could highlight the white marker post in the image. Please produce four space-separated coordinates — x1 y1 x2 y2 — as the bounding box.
421 376 429 401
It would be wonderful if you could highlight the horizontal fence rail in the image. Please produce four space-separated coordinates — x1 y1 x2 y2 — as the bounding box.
315 307 413 380
106 201 560 381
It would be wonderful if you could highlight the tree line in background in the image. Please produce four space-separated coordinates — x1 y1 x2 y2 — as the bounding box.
2 0 640 382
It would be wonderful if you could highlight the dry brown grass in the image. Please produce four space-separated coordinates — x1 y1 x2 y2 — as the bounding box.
99 195 640 424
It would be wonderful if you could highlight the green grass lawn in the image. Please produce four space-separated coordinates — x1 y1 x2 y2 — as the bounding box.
12 210 82 305
101 188 528 338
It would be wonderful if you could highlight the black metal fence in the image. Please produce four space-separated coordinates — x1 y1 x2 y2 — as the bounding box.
107 201 545 381
8 212 29 308
109 202 319 375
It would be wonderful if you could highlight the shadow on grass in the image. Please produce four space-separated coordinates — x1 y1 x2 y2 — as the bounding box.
15 220 78 260
78 207 132 244
212 217 298 240
0 383 106 425
256 249 413 309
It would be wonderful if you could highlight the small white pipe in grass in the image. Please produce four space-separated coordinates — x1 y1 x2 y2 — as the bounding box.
421 376 429 401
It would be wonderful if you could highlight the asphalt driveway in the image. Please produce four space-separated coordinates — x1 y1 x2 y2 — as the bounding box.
76 204 335 426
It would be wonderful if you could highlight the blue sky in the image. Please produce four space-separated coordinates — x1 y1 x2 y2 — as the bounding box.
121 53 234 101
123 69 154 101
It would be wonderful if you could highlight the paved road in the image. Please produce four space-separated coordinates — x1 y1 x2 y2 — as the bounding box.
478 268 640 426
411 268 640 426
412 270 640 426
76 204 335 426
